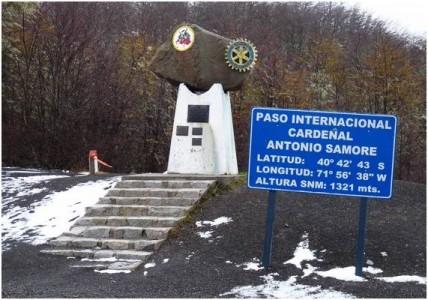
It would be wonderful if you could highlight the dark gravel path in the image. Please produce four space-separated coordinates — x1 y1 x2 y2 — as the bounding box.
2 177 426 298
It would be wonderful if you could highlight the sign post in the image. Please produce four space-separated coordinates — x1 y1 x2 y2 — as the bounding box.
355 197 368 276
247 108 397 275
262 190 277 268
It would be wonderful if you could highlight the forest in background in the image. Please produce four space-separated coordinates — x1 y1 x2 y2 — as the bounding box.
2 2 426 183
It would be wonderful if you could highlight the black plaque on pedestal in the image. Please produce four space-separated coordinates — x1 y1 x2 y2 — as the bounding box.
188 105 209 123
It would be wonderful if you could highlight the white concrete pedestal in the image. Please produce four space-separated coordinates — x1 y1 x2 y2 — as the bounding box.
167 83 238 175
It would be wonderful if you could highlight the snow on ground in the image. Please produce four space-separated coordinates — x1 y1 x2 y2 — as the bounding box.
197 231 213 239
2 174 69 204
223 232 425 298
195 216 233 227
144 262 156 269
195 216 233 240
283 232 321 269
377 275 426 285
220 273 355 298
235 258 264 271
315 266 381 282
185 252 195 261
2 173 119 250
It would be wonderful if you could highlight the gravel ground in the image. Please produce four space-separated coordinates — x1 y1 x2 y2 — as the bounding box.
1 172 426 298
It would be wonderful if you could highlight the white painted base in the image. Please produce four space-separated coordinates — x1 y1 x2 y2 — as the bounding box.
167 83 238 175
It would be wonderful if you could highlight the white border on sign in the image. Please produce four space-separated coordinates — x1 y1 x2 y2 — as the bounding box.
247 107 398 199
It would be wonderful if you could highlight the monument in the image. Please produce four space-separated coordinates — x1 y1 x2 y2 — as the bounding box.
150 24 257 175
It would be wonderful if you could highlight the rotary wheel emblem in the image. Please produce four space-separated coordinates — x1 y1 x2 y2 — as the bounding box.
172 25 195 52
225 38 257 72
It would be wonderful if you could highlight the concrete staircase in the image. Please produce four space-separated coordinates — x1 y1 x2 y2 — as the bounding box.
41 174 218 272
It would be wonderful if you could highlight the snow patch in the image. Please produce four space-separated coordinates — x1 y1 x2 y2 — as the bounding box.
283 232 321 269
197 231 213 239
220 273 355 298
315 266 383 282
15 187 47 198
195 216 233 227
302 263 318 278
377 275 426 285
365 266 383 274
195 216 232 240
380 251 388 257
144 262 156 269
1 177 119 249
162 258 169 264
236 258 264 271
185 252 195 261
1 174 69 195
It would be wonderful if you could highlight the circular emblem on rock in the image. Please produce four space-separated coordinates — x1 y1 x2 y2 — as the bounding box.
172 25 195 52
225 38 257 72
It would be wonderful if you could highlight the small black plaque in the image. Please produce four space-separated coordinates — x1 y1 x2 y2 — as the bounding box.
192 138 202 146
176 126 189 136
192 127 203 135
187 105 209 123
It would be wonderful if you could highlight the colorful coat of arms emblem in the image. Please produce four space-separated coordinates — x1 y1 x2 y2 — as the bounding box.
172 25 195 51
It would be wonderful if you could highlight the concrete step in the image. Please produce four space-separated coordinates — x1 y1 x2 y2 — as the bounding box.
70 260 112 269
49 236 163 251
65 226 171 240
40 248 152 260
106 188 205 198
122 174 240 184
85 204 190 217
98 196 198 206
74 216 182 227
115 180 214 189
70 259 143 272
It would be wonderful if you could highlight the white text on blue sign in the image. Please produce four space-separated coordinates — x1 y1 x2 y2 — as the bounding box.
248 108 397 199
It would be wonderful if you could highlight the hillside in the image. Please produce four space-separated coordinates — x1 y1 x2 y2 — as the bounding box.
2 2 426 183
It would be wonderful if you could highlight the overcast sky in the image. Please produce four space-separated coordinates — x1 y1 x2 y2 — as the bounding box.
340 0 427 37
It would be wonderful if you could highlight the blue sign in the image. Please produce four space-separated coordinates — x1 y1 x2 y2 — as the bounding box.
248 108 397 199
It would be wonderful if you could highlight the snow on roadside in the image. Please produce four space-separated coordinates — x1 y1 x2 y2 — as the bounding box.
2 174 69 203
220 273 355 298
376 275 426 285
2 177 119 250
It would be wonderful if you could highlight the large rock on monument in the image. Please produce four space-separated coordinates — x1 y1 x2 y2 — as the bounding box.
149 23 250 92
